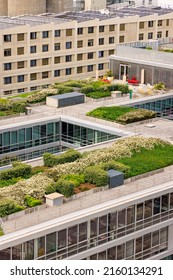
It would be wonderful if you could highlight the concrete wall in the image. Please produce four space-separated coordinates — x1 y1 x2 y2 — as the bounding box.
85 0 107 10
8 0 46 16
0 0 7 16
47 0 73 13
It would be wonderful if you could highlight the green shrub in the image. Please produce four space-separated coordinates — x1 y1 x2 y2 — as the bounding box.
0 199 25 217
116 109 156 124
54 179 74 197
86 91 111 99
86 106 134 121
11 101 27 113
0 177 22 188
101 161 130 177
24 195 42 207
61 174 85 187
83 166 109 187
0 163 32 180
81 85 95 94
63 80 84 88
45 184 57 195
55 85 74 94
43 149 81 167
153 82 165 91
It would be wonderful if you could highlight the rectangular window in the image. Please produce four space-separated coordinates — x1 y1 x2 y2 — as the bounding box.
4 63 11 71
109 49 114 55
77 28 83 35
66 55 72 62
109 25 115 31
88 27 94 34
54 56 60 64
66 42 72 49
88 39 94 47
30 59 37 67
77 40 83 48
144 200 152 218
42 71 49 79
30 32 37 39
148 21 154 27
65 68 72 75
166 30 169 37
4 77 12 84
166 19 169 26
99 26 104 32
99 38 104 45
118 209 125 228
42 58 49 66
87 65 93 72
17 61 24 69
109 37 114 44
139 33 144 40
55 30 61 37
46 232 56 255
98 63 104 70
154 197 160 215
157 31 162 38
30 73 37 81
88 52 94 59
119 36 125 43
120 24 125 31
77 54 83 61
17 75 24 83
148 32 153 39
77 66 83 74
136 203 143 221
54 70 60 77
139 22 144 29
4 49 11 56
17 47 24 55
158 20 162 26
42 44 49 52
42 31 49 38
30 46 36 53
54 43 60 51
4 35 11 42
98 51 104 58
66 29 73 36
17 33 24 41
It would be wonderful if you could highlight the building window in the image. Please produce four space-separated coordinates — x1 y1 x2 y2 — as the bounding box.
139 22 144 29
55 30 61 37
77 28 83 35
30 86 37 91
148 21 154 27
17 47 24 55
30 46 36 53
42 31 49 38
166 30 169 37
4 63 11 71
54 43 60 51
148 32 153 39
4 49 11 57
66 55 72 62
42 44 49 52
77 66 83 74
87 65 93 72
158 20 162 26
109 37 114 44
4 77 12 84
17 33 24 41
88 39 94 47
66 29 73 36
109 49 114 55
17 75 24 83
66 68 72 75
99 26 104 33
4 35 11 42
17 61 25 69
42 58 49 66
66 42 72 49
120 24 125 31
30 73 37 81
88 26 94 34
88 52 94 59
119 36 125 43
98 51 104 58
99 38 104 45
54 70 60 77
109 25 115 31
30 60 37 67
139 33 144 40
77 54 83 61
166 19 169 26
30 32 37 40
77 40 83 48
157 31 162 38
98 63 104 70
42 71 49 79
54 57 60 64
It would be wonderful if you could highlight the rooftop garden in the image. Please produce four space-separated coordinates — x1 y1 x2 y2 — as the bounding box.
0 136 173 217
87 106 156 124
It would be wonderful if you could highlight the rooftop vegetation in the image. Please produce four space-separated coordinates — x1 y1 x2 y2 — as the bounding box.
0 136 173 217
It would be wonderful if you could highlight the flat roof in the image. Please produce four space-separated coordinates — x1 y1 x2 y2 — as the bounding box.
48 92 84 100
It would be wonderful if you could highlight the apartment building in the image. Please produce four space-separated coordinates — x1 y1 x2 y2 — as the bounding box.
0 7 173 95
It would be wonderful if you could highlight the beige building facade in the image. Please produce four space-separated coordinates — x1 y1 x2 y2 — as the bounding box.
0 9 173 95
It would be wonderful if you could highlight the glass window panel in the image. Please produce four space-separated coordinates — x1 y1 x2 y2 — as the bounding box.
37 237 45 258
154 197 160 214
160 228 168 243
90 254 97 260
99 215 107 234
143 233 151 250
152 230 159 247
79 222 87 242
144 200 152 218
0 248 11 260
90 218 98 238
109 212 117 230
3 132 10 146
68 225 77 246
127 206 135 224
23 240 34 260
118 209 125 228
26 127 32 141
126 240 134 258
108 246 116 260
47 123 53 136
11 131 17 144
55 122 59 134
46 232 56 254
137 203 143 221
0 134 2 146
58 229 67 249
161 194 169 212
117 244 125 259
19 129 25 143
62 122 67 136
41 125 46 139
33 126 40 140
98 251 106 260
12 244 22 260
170 193 173 209
135 237 142 253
